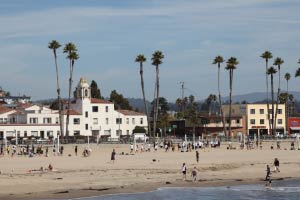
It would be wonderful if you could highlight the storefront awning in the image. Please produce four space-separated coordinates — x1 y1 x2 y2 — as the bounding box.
290 127 300 131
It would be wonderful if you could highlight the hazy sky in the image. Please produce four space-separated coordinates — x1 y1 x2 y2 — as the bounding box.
0 0 300 102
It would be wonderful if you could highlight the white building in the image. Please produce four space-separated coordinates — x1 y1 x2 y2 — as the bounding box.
0 78 148 141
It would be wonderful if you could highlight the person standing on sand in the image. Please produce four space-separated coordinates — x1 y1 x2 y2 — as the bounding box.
191 167 197 182
274 158 280 172
130 144 134 153
196 151 199 163
182 163 187 181
75 145 78 156
111 149 116 164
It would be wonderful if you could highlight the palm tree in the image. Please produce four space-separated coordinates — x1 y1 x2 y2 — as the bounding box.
213 56 226 136
261 51 273 135
48 40 64 138
225 57 239 140
151 51 164 138
273 57 284 135
267 66 277 136
63 43 79 141
135 54 151 138
285 72 291 133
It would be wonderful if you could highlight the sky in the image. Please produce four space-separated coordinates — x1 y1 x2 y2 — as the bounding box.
0 0 300 102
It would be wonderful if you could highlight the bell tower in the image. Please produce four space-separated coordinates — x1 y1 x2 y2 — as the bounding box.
75 77 91 100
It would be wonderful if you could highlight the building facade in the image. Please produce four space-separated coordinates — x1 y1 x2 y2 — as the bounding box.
223 103 286 138
0 78 147 141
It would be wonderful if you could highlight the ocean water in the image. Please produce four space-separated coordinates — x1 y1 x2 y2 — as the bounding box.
72 179 300 200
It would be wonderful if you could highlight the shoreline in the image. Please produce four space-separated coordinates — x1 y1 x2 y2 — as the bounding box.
1 176 296 200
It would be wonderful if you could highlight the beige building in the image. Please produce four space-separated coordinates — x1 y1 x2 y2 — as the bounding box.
247 104 286 137
222 103 286 138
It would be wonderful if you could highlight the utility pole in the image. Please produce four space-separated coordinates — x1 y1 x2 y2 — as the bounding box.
180 81 185 117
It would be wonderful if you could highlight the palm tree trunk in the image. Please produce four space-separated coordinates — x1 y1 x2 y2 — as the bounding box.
140 63 151 138
286 80 289 135
271 74 275 136
155 65 160 138
274 68 280 137
152 68 158 139
218 63 226 136
228 69 233 141
53 50 64 138
66 60 73 142
266 60 271 135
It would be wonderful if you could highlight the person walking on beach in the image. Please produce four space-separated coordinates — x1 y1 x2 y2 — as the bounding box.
111 149 116 164
75 145 78 156
182 163 187 181
265 164 271 181
191 167 198 182
45 146 49 157
274 158 280 172
196 151 199 163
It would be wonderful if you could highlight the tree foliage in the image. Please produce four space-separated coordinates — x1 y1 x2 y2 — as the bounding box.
90 80 102 99
110 90 132 110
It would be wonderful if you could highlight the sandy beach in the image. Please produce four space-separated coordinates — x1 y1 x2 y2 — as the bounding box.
0 141 300 200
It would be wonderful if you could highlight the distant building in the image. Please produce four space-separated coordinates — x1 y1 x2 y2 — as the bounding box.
0 78 147 141
223 103 286 138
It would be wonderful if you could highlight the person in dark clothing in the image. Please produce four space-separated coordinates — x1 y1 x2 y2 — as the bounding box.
111 149 116 164
196 151 199 163
274 158 280 172
265 164 271 181
75 146 78 156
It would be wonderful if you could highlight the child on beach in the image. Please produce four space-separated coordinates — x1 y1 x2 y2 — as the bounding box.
182 163 187 181
191 167 197 182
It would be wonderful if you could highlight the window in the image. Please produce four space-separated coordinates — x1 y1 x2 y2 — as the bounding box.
250 109 255 114
260 119 264 125
126 130 129 135
116 130 122 136
3 118 7 123
250 119 255 125
259 109 264 114
85 89 88 97
269 109 273 114
43 118 52 124
47 131 53 137
85 124 89 130
31 131 38 136
132 118 135 125
116 118 122 124
92 106 98 112
93 118 98 125
105 106 109 112
140 118 143 125
0 118 2 123
24 131 27 137
56 117 59 124
85 111 88 118
73 118 80 124
106 118 109 125
74 130 80 136
236 119 240 124
278 119 283 124
278 109 282 114
30 118 38 124
126 118 129 124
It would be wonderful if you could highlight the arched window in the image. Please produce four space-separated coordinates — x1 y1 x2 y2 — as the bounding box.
85 89 88 97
